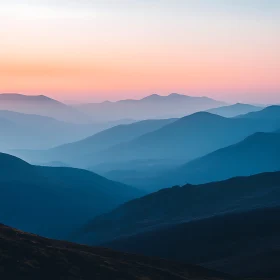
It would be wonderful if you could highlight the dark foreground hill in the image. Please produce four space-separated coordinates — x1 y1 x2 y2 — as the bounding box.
105 206 280 278
80 171 280 244
0 153 142 240
0 224 232 280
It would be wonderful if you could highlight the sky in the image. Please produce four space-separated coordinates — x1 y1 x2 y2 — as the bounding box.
0 0 279 104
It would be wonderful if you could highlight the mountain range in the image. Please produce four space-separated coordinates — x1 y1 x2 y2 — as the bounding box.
14 107 280 172
75 93 227 121
121 130 280 191
80 171 280 244
95 107 280 166
0 153 142 239
101 106 280 190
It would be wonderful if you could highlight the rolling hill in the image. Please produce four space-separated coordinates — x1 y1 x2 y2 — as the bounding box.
80 171 280 244
0 153 142 239
105 206 280 278
0 223 231 280
207 103 263 117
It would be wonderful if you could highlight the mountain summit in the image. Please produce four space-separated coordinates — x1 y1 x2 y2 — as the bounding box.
0 93 90 123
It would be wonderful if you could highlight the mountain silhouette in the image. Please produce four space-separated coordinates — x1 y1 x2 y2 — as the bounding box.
0 153 142 239
105 206 280 278
75 93 226 121
0 93 90 123
80 171 280 244
207 103 263 117
0 224 231 280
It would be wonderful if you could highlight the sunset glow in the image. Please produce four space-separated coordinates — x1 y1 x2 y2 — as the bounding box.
0 0 279 103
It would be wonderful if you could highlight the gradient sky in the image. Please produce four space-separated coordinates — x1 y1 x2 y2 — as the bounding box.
0 0 279 103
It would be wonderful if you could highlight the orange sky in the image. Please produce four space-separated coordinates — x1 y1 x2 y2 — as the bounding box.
0 0 279 103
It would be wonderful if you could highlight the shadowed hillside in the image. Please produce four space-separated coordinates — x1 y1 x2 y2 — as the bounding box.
105 206 280 278
0 153 142 240
0 223 232 280
80 171 280 244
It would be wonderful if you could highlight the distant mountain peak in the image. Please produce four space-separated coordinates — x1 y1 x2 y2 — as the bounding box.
168 93 188 98
180 111 224 121
141 94 162 101
0 93 58 103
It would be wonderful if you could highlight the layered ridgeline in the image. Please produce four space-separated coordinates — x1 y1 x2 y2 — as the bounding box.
0 153 142 240
105 206 280 278
97 105 280 165
75 93 226 121
0 93 90 123
14 107 280 172
87 110 280 166
172 131 280 185
14 118 177 166
102 106 280 190
0 110 118 150
80 171 280 245
0 224 231 280
125 130 280 191
238 104 280 120
207 103 263 117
